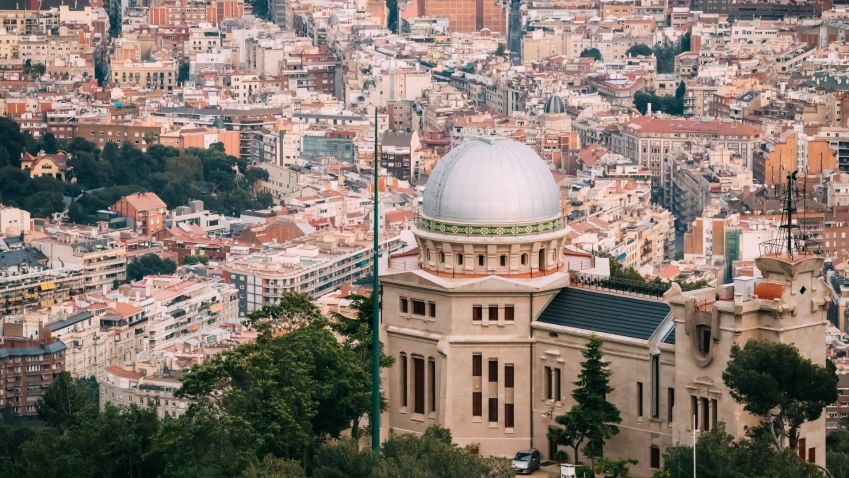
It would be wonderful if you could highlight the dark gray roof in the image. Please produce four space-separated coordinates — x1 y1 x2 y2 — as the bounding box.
382 131 413 147
0 341 65 359
45 312 93 332
538 287 671 342
0 247 46 269
664 327 675 345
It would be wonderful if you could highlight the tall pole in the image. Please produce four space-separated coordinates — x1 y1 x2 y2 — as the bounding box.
371 107 381 451
693 415 697 478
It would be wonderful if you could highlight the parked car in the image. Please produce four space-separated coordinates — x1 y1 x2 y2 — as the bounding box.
511 448 541 474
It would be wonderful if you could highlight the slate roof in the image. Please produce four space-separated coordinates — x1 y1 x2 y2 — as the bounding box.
45 311 93 332
538 287 672 342
0 341 65 359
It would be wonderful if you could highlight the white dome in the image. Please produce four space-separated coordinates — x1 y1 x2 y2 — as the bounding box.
422 137 562 225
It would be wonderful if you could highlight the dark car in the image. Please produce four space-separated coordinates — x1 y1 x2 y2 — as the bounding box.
511 448 541 475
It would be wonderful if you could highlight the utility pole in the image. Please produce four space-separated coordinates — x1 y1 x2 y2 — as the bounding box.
371 106 381 452
693 415 698 478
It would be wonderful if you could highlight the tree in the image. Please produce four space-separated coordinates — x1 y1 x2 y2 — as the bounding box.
828 429 849 478
550 336 621 468
177 309 390 467
126 254 177 281
597 457 637 478
183 255 209 265
722 340 838 451
626 43 653 57
495 43 506 57
675 81 686 100
655 424 825 478
633 90 684 116
580 48 602 61
37 373 98 430
240 455 306 478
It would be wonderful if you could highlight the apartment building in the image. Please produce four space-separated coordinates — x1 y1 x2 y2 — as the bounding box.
0 243 84 315
0 333 66 417
220 232 403 317
110 58 178 92
30 233 127 292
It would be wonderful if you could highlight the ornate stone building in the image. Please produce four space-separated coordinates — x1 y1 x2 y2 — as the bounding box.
381 137 829 477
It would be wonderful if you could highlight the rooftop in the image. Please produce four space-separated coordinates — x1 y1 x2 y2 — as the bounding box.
537 287 672 343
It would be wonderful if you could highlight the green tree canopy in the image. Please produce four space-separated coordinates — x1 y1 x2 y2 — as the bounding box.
722 340 838 450
580 48 602 61
177 303 389 464
655 424 824 478
126 254 177 282
626 43 653 57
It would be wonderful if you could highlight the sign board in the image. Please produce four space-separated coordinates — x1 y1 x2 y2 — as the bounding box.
560 464 577 478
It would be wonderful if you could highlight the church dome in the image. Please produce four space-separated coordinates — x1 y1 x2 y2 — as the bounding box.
421 137 562 226
544 95 566 114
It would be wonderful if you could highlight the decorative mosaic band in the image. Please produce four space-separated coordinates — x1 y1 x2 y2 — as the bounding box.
416 216 564 236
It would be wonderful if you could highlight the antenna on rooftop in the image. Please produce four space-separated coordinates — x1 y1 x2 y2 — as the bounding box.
759 170 819 259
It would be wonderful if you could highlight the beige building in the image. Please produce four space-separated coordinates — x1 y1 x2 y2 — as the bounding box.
110 58 178 92
380 137 829 477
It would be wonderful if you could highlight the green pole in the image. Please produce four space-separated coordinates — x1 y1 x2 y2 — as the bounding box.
371 107 381 451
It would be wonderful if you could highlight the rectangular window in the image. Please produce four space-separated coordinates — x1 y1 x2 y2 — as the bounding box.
488 306 498 321
400 297 408 313
488 397 498 422
505 305 514 321
412 299 426 316
711 398 718 429
505 364 515 388
809 447 816 463
667 387 675 423
428 302 436 318
650 445 661 469
429 358 436 413
489 359 498 383
473 354 482 377
499 255 507 266
701 397 710 431
505 403 515 428
651 355 660 419
400 353 408 408
478 255 485 266
473 392 482 417
473 305 482 321
691 395 699 429
799 438 807 460
545 366 553 400
554 368 562 401
637 382 644 417
413 356 425 414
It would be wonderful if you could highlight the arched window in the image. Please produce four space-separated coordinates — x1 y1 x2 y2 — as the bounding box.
457 253 464 265
696 325 712 356
538 249 546 272
521 253 528 265
478 254 485 267
439 251 445 264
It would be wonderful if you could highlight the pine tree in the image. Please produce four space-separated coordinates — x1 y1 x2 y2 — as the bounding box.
550 336 622 468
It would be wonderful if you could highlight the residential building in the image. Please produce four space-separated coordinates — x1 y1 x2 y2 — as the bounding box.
30 232 127 292
0 333 66 417
20 150 72 181
111 192 168 236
